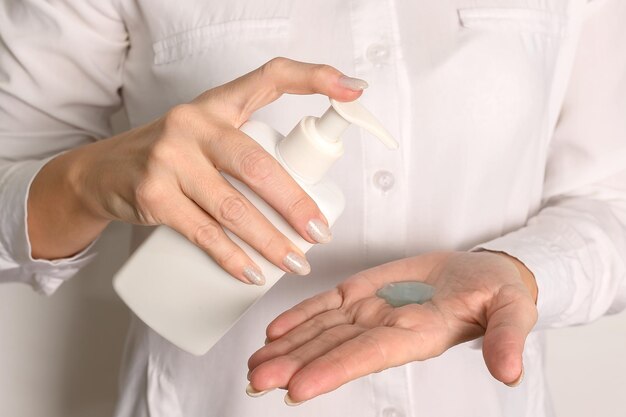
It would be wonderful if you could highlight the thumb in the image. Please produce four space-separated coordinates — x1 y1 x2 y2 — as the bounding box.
482 285 537 386
198 57 367 126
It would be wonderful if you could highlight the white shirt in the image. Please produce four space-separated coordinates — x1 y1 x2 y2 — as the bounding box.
2 1 626 416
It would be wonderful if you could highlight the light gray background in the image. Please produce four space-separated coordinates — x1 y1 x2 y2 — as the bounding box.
1 112 625 417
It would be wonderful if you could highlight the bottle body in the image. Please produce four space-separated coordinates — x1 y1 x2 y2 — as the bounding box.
113 120 345 356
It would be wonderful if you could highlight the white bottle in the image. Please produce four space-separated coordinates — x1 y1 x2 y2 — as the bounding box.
113 98 398 355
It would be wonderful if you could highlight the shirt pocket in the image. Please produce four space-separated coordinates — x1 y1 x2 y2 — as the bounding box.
148 16 291 107
152 18 289 66
452 6 569 138
427 7 571 204
458 7 567 38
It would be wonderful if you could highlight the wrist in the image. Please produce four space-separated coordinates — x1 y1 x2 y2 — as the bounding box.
28 145 110 259
51 146 107 222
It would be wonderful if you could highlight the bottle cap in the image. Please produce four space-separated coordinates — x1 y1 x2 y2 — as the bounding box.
277 98 398 183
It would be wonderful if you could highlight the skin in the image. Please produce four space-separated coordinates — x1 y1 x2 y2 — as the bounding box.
27 58 363 283
248 251 538 403
26 56 540 399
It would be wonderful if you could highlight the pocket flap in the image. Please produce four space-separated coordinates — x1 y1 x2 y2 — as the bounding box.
152 18 289 65
458 8 567 37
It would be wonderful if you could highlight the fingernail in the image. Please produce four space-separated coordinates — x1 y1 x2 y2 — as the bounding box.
243 266 266 286
264 337 271 345
283 252 311 275
246 383 275 398
505 366 525 387
284 392 305 406
306 219 332 244
338 75 369 91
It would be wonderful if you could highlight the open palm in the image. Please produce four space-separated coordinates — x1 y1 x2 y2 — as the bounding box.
247 251 537 404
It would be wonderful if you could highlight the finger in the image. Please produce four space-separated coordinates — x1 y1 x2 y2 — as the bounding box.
265 289 343 341
201 57 367 125
180 161 313 275
482 285 538 386
249 324 365 392
160 193 265 285
205 128 330 245
285 327 426 403
249 309 348 371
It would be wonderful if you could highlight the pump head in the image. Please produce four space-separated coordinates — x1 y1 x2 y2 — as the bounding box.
277 98 398 183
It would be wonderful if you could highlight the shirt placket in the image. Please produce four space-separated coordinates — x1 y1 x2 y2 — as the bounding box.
349 0 409 267
349 1 413 417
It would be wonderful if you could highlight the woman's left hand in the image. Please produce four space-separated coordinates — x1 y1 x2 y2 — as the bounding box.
247 251 538 404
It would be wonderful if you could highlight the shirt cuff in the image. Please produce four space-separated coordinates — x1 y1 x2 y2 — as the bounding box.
472 220 583 330
0 158 98 295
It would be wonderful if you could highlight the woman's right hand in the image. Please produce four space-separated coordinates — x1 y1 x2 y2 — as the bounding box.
27 58 367 285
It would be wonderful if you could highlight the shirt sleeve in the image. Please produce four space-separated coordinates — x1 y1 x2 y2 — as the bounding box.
477 0 626 329
0 0 128 294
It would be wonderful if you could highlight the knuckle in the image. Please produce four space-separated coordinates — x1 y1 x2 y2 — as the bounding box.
219 195 248 225
256 57 290 101
194 222 221 249
313 64 337 84
149 139 179 167
216 247 240 270
154 105 216 166
163 104 199 133
261 57 289 76
135 179 168 209
258 233 280 255
286 193 313 218
240 148 276 183
314 63 334 77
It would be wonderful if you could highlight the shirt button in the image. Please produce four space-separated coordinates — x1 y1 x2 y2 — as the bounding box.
366 42 391 66
381 407 406 417
373 170 395 192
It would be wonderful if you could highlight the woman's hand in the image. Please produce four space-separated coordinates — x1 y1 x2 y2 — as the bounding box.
28 58 367 284
247 251 538 404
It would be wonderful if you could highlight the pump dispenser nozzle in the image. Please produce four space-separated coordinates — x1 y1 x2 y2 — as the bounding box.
314 106 350 143
278 98 398 183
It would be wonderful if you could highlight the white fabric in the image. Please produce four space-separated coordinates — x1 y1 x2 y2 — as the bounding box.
1 1 626 416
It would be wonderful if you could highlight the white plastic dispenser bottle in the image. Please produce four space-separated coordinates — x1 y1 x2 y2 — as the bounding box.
113 98 398 356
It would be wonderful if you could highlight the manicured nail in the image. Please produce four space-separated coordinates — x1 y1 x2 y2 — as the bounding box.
505 366 525 387
243 266 265 286
246 383 274 398
338 75 369 91
284 392 305 406
283 252 311 275
306 219 332 244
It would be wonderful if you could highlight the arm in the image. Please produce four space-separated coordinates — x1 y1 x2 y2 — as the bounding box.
1 2 367 294
478 0 626 328
0 0 127 293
